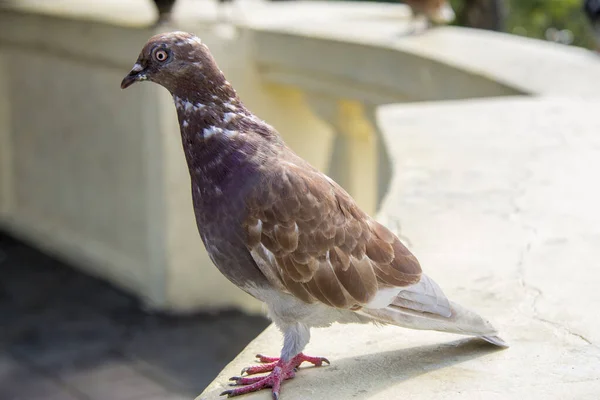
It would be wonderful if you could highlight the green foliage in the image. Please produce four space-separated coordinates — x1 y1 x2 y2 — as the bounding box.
451 0 595 48
343 0 597 49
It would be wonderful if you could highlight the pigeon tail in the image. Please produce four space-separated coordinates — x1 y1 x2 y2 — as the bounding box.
360 300 508 348
480 335 509 348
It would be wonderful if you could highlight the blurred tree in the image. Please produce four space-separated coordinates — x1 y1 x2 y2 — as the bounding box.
455 0 507 32
496 0 595 48
583 0 600 49
343 0 597 49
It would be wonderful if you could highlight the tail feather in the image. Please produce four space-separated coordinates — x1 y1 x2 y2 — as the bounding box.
480 335 509 348
361 300 508 348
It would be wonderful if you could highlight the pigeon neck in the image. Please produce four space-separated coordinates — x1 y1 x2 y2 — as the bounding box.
170 67 239 112
170 70 246 130
171 90 250 151
170 89 262 206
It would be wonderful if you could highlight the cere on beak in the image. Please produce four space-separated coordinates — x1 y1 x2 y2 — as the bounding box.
120 62 146 89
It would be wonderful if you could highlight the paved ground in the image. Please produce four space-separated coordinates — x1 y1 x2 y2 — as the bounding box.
0 232 269 400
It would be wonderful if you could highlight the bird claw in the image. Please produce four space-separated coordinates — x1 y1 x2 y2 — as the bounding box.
220 370 285 397
294 354 330 368
239 360 279 376
255 354 279 363
221 353 330 397
228 375 268 386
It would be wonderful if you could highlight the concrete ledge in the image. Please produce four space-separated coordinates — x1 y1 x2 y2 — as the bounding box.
2 0 600 313
198 97 600 399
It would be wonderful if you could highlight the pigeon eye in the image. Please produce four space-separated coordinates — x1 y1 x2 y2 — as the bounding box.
154 49 169 62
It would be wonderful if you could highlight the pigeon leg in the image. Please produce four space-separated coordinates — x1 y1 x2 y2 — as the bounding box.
223 363 294 399
292 353 330 367
240 353 330 376
255 354 280 363
240 360 278 376
224 354 330 398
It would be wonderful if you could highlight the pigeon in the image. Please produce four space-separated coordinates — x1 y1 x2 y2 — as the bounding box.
584 0 600 51
152 0 177 26
403 0 456 32
458 0 507 32
121 31 508 399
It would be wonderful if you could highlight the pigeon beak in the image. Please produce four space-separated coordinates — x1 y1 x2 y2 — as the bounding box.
120 63 147 89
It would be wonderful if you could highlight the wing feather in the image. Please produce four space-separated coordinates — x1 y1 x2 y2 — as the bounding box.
243 160 423 309
392 274 452 317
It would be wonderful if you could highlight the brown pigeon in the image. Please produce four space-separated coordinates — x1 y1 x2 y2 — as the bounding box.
404 0 455 31
121 31 507 399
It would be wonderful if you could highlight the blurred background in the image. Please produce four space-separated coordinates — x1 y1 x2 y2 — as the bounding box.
350 0 600 48
0 0 599 399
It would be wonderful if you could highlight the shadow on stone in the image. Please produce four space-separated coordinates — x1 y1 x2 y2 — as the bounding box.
202 337 503 399
328 337 504 393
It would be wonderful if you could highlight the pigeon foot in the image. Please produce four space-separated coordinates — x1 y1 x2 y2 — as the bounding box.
241 353 329 376
221 353 330 399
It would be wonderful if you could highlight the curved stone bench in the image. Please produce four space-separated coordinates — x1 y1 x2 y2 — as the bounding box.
199 97 600 399
2 1 599 398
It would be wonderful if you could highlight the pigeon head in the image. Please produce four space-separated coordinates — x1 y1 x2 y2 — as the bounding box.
120 31 227 96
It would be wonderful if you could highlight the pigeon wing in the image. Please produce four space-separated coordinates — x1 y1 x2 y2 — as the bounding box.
243 159 424 310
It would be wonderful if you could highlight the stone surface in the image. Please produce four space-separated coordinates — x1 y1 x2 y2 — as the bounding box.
199 97 600 399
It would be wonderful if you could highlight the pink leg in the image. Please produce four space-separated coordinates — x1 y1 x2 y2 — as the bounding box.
222 365 294 399
223 353 330 399
240 361 278 376
291 353 330 368
240 353 329 376
256 354 279 363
